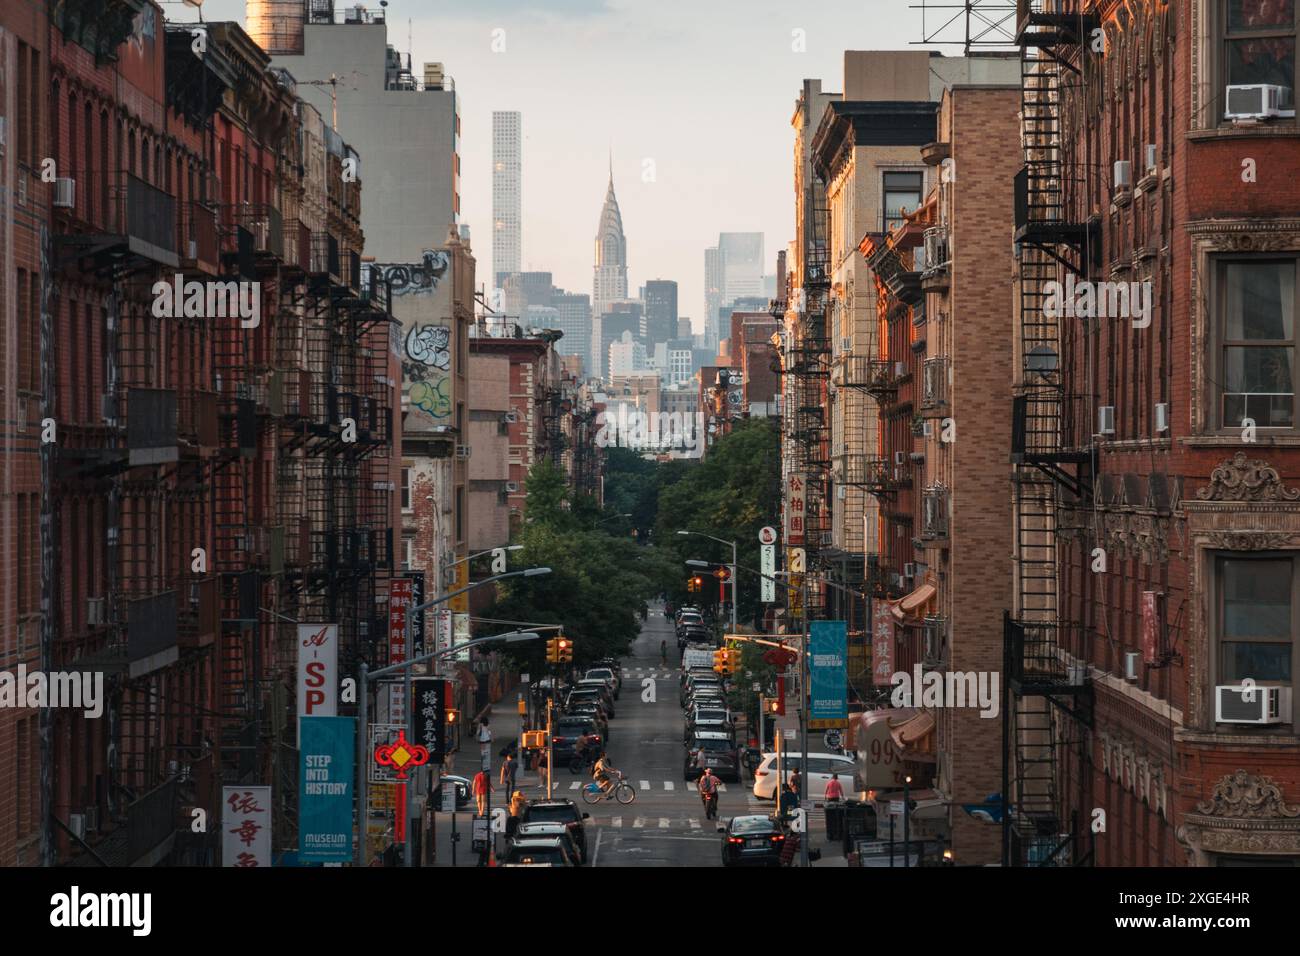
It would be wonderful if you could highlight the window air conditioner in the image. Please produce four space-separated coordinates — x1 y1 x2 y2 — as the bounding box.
1124 651 1141 681
894 451 906 466
53 177 76 208
894 361 906 378
903 562 916 578
1098 405 1115 435
1225 84 1296 120
69 813 86 840
1215 684 1291 725
1113 161 1132 190
505 481 519 493
86 596 106 627
922 422 933 438
1154 402 1169 433
1144 144 1158 174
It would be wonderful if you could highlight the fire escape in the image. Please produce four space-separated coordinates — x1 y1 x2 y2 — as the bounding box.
1003 0 1098 867
789 192 832 622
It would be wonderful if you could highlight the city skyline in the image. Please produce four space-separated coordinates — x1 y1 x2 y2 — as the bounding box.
172 0 922 338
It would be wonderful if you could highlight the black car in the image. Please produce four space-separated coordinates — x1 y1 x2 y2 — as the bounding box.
519 798 590 862
551 717 602 763
685 731 741 781
565 703 610 742
501 837 578 867
720 814 786 866
567 686 615 719
512 822 585 865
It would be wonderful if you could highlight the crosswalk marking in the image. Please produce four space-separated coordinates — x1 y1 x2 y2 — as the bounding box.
688 818 700 829
639 780 650 790
569 781 581 790
633 816 646 828
686 782 697 792
664 781 675 791
659 818 671 829
611 816 622 828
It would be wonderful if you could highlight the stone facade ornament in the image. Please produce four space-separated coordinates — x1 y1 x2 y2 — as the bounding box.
1195 771 1300 820
1196 453 1300 503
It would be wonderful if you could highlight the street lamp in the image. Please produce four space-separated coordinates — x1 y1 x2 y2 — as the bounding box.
677 530 737 636
357 566 552 866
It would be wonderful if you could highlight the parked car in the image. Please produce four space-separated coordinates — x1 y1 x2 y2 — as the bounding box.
683 687 727 712
500 837 578 867
551 716 602 763
575 678 617 713
685 705 732 741
512 822 585 865
565 703 609 741
751 752 857 801
584 667 620 697
567 686 615 719
518 798 590 862
685 730 741 781
719 814 786 867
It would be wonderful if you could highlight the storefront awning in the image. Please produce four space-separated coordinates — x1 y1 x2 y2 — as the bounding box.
890 582 936 623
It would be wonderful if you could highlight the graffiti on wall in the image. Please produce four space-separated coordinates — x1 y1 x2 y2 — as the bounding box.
404 324 452 420
375 249 451 297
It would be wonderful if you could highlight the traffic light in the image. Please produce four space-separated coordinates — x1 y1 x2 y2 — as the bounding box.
724 648 741 674
546 638 560 663
557 637 573 664
712 648 727 674
692 575 703 592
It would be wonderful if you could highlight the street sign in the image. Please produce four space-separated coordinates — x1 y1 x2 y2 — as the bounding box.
412 678 448 764
440 783 457 813
472 816 489 851
889 800 905 814
783 729 796 740
758 526 777 546
521 673 530 683
761 544 775 603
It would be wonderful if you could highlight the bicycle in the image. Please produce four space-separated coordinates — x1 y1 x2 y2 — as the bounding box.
581 771 637 805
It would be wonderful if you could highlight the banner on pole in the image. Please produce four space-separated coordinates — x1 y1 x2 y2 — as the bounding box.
299 716 355 863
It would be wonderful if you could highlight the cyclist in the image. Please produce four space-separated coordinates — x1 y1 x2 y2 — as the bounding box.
698 767 720 820
592 751 618 792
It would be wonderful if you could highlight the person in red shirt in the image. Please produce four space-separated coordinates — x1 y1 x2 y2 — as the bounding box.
824 773 845 802
472 768 494 816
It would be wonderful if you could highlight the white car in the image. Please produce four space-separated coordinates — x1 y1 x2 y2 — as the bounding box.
751 752 856 801
583 667 620 697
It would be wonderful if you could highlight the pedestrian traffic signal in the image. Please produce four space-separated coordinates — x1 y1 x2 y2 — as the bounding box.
765 698 783 716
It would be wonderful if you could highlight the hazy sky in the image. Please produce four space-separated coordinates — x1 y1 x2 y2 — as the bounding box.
170 0 934 335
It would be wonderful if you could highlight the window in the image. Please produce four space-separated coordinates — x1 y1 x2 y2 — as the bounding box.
1218 556 1295 686
882 171 924 233
1224 1 1297 96
401 467 412 511
1219 259 1297 428
401 536 414 571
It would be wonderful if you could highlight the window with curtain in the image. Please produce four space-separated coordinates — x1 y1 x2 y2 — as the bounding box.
1219 259 1297 428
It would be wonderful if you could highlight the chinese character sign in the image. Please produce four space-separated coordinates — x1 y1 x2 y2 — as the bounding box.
389 579 413 669
412 678 448 763
297 624 338 718
872 600 894 687
785 474 805 546
453 612 471 663
299 717 355 863
222 786 271 867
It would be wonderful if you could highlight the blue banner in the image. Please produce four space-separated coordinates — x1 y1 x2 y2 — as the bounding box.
299 716 355 863
809 621 848 725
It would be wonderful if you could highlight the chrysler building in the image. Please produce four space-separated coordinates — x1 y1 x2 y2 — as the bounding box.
593 160 628 319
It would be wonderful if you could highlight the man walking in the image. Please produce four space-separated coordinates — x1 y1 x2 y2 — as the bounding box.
499 752 518 793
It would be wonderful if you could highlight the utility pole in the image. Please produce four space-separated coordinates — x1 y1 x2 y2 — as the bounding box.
800 571 810 868
546 698 554 800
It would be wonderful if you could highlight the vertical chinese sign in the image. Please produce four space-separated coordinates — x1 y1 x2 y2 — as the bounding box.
1141 590 1159 664
297 624 338 718
222 786 271 867
412 678 448 765
299 716 355 863
785 473 805 546
872 599 894 687
389 579 413 724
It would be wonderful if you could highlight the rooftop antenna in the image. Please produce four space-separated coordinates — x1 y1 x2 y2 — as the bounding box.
910 0 1018 54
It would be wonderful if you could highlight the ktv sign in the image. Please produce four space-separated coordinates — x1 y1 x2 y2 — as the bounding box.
298 623 339 717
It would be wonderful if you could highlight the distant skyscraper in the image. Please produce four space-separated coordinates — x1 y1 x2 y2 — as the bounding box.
553 290 592 369
703 247 723 348
704 234 764 347
593 160 628 319
493 111 521 287
644 279 678 350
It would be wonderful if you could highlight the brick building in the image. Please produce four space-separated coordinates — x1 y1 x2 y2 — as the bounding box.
0 0 397 866
1008 0 1300 866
